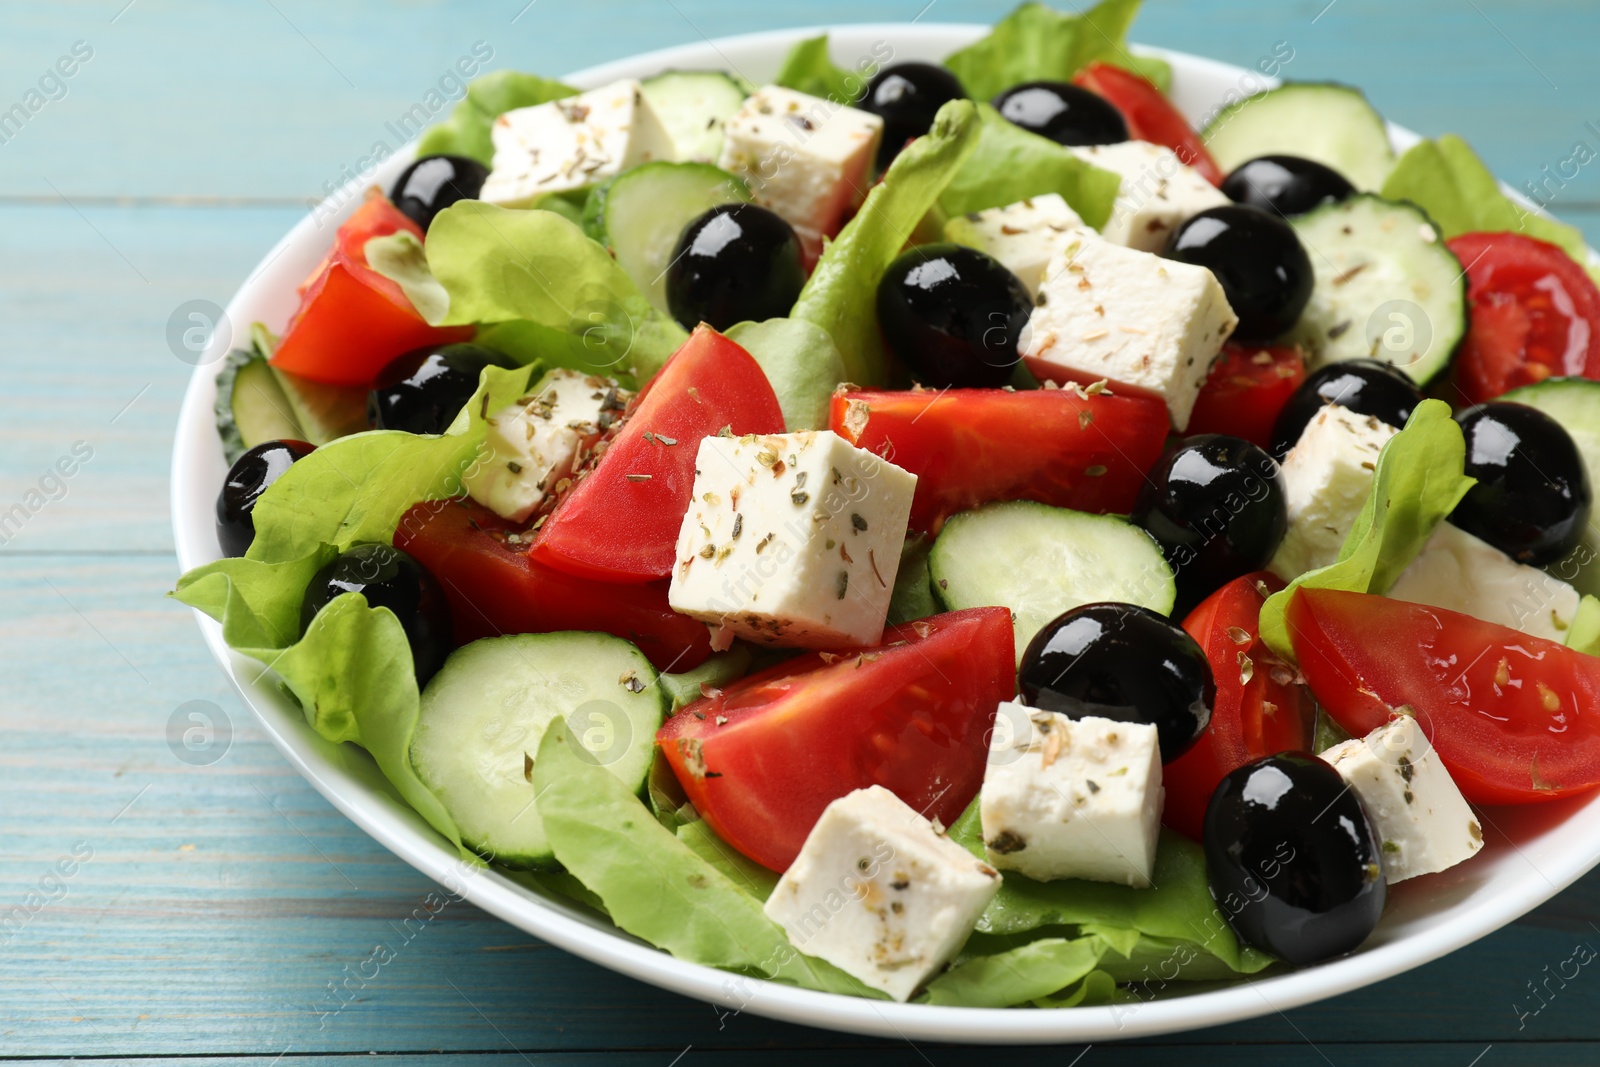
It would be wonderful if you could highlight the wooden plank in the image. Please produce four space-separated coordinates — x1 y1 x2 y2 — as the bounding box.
4 555 1600 1057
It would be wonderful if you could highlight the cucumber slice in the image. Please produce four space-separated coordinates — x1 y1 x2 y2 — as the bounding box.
1288 194 1465 384
640 70 748 163
929 501 1176 660
1201 83 1395 191
214 348 303 464
410 632 667 868
582 161 750 313
1501 377 1600 597
270 366 370 446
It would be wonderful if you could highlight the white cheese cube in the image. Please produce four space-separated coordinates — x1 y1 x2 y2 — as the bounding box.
1267 403 1398 581
481 79 674 205
717 85 883 245
1320 716 1483 883
1071 140 1231 253
1022 231 1238 430
1389 522 1581 642
669 431 916 648
980 705 1163 887
943 193 1086 293
464 370 627 523
763 785 1000 1002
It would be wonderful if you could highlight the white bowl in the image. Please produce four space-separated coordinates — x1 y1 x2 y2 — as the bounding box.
172 22 1600 1044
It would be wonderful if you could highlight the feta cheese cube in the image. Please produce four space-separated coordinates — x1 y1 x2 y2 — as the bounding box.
1320 716 1483 883
669 431 916 648
464 370 628 523
717 86 883 245
943 193 1086 293
1071 140 1232 254
1388 522 1581 642
1022 231 1238 430
1267 403 1398 581
763 785 1000 1002
481 79 674 205
980 705 1163 887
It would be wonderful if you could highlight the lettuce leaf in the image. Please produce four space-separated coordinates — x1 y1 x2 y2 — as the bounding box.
724 318 846 431
923 934 1106 1007
774 35 855 103
1568 595 1600 656
473 319 642 389
532 718 882 996
364 231 452 325
943 0 1155 101
1258 399 1476 662
417 70 578 164
1380 135 1594 271
427 200 688 383
791 100 981 384
937 104 1121 228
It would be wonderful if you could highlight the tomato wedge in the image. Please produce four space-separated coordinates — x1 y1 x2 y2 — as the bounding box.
1447 232 1600 405
1288 587 1600 805
830 386 1169 534
531 325 785 583
271 189 474 387
658 606 1015 871
1073 62 1224 185
1162 573 1313 840
1184 343 1307 450
394 498 711 672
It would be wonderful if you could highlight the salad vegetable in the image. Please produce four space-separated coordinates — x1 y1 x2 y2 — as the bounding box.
178 0 1600 1010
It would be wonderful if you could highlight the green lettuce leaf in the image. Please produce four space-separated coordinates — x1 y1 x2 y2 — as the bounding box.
1259 399 1477 662
417 70 578 164
792 99 981 384
944 0 1151 101
938 104 1121 228
427 200 687 383
774 35 855 103
724 318 847 431
1568 595 1600 656
473 319 641 389
948 798 1271 975
532 718 881 996
1380 135 1594 270
923 934 1106 1007
364 231 452 325
888 536 939 625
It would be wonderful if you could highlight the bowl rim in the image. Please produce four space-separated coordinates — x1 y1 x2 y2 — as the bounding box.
171 21 1600 1045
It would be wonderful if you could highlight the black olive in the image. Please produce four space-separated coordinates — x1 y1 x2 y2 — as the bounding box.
367 343 521 436
1222 155 1356 218
877 243 1033 388
665 203 806 332
1269 359 1423 460
858 62 967 169
1132 435 1287 616
215 439 315 558
1450 402 1593 566
1164 206 1313 343
1018 603 1214 763
1204 753 1386 965
301 543 453 684
389 155 490 232
992 80 1128 146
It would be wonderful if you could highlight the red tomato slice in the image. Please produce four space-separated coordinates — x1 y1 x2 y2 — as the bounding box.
393 498 711 673
1448 231 1600 405
272 190 473 388
1288 587 1600 805
1073 62 1224 185
1184 343 1307 450
1162 572 1314 840
657 606 1015 871
530 325 785 583
830 386 1169 534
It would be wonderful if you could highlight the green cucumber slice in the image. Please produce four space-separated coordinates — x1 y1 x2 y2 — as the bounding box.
582 161 750 313
1501 377 1600 597
1201 82 1395 191
270 366 370 446
929 501 1176 660
410 632 667 868
214 348 304 464
1288 194 1465 384
640 70 748 163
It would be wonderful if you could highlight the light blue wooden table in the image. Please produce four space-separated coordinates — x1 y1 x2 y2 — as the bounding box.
6 1 1600 1063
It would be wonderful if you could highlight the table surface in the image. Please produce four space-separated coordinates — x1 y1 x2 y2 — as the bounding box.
7 0 1600 1063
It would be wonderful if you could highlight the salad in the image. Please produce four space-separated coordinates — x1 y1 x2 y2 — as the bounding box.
178 0 1600 1010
